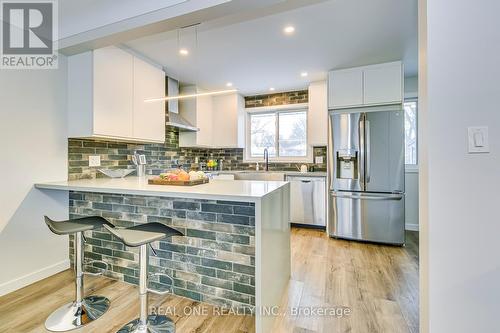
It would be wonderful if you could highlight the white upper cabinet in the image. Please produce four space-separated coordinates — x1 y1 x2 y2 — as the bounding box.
133 56 165 142
212 93 245 148
363 62 402 105
328 68 363 109
328 61 403 109
68 46 166 143
179 89 244 148
308 81 328 146
178 86 213 148
93 47 134 138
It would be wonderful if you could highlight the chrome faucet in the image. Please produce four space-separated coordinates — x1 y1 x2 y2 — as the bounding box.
263 148 269 171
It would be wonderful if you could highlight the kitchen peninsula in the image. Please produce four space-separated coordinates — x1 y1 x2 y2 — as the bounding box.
35 177 290 333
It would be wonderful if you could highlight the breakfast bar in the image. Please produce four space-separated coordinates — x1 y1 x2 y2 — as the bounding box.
35 177 291 333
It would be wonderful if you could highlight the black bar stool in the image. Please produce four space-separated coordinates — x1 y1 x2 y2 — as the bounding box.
103 222 183 333
44 216 113 332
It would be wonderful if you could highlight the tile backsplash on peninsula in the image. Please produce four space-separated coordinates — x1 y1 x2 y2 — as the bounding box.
68 90 326 180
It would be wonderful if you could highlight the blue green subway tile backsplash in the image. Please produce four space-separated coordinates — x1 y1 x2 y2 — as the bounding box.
68 126 326 180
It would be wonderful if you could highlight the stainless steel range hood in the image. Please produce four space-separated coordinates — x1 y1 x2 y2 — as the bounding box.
165 77 198 132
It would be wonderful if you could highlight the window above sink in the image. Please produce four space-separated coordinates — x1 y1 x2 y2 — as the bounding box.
244 104 312 163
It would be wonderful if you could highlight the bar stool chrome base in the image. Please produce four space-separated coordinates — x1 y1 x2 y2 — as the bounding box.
117 315 175 333
45 295 110 332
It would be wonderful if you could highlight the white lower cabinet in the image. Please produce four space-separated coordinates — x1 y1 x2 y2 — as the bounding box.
68 46 166 143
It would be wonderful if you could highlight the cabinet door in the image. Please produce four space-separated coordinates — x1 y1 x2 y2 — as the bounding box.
363 62 402 105
308 81 328 146
212 93 245 148
93 47 134 138
195 93 213 146
328 68 363 109
133 57 165 142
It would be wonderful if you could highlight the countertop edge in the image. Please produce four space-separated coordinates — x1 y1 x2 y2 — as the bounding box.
34 181 289 203
213 171 327 177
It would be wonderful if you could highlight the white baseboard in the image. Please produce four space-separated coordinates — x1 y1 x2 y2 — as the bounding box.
405 223 419 231
0 259 70 297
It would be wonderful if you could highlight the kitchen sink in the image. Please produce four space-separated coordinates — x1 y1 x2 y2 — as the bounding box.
219 171 286 181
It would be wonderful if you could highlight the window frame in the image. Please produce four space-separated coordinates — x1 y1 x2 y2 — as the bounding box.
404 98 418 171
244 104 312 163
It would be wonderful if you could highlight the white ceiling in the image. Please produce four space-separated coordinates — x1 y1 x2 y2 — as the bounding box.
58 0 189 39
125 0 417 95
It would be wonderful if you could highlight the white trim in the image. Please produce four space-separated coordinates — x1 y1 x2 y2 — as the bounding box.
0 259 70 297
405 223 419 231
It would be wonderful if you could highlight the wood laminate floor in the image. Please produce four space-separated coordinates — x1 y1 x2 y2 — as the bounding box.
0 228 418 333
272 228 419 333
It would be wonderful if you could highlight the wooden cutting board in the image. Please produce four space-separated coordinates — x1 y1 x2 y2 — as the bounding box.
148 178 209 186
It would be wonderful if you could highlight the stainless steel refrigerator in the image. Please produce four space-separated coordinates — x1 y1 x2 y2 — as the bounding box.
327 105 405 245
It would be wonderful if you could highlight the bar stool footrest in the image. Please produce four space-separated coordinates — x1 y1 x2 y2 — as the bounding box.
83 260 108 276
147 273 173 296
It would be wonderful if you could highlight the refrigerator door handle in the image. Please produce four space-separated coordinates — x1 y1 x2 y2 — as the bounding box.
359 116 366 190
330 191 403 201
365 120 371 183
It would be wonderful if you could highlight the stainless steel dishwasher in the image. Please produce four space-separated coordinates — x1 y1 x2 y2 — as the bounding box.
286 175 326 228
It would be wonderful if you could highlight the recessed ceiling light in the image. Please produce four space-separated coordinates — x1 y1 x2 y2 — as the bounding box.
179 48 189 56
269 87 275 91
300 71 308 77
283 25 295 34
226 82 233 87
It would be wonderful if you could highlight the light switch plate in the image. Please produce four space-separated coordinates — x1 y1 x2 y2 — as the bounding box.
89 155 101 167
468 126 489 153
315 156 324 164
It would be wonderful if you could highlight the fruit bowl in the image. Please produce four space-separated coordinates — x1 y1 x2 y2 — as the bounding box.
98 168 135 178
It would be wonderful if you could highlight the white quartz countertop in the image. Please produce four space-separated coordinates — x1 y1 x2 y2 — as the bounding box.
35 177 288 202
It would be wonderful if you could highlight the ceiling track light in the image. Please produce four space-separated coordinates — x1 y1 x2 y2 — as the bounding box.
145 89 238 102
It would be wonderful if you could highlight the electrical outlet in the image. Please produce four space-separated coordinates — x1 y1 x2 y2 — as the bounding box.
315 156 324 164
89 155 101 167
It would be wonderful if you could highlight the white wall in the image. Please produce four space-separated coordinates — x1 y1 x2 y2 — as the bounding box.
0 57 69 295
404 75 418 98
420 1 500 331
